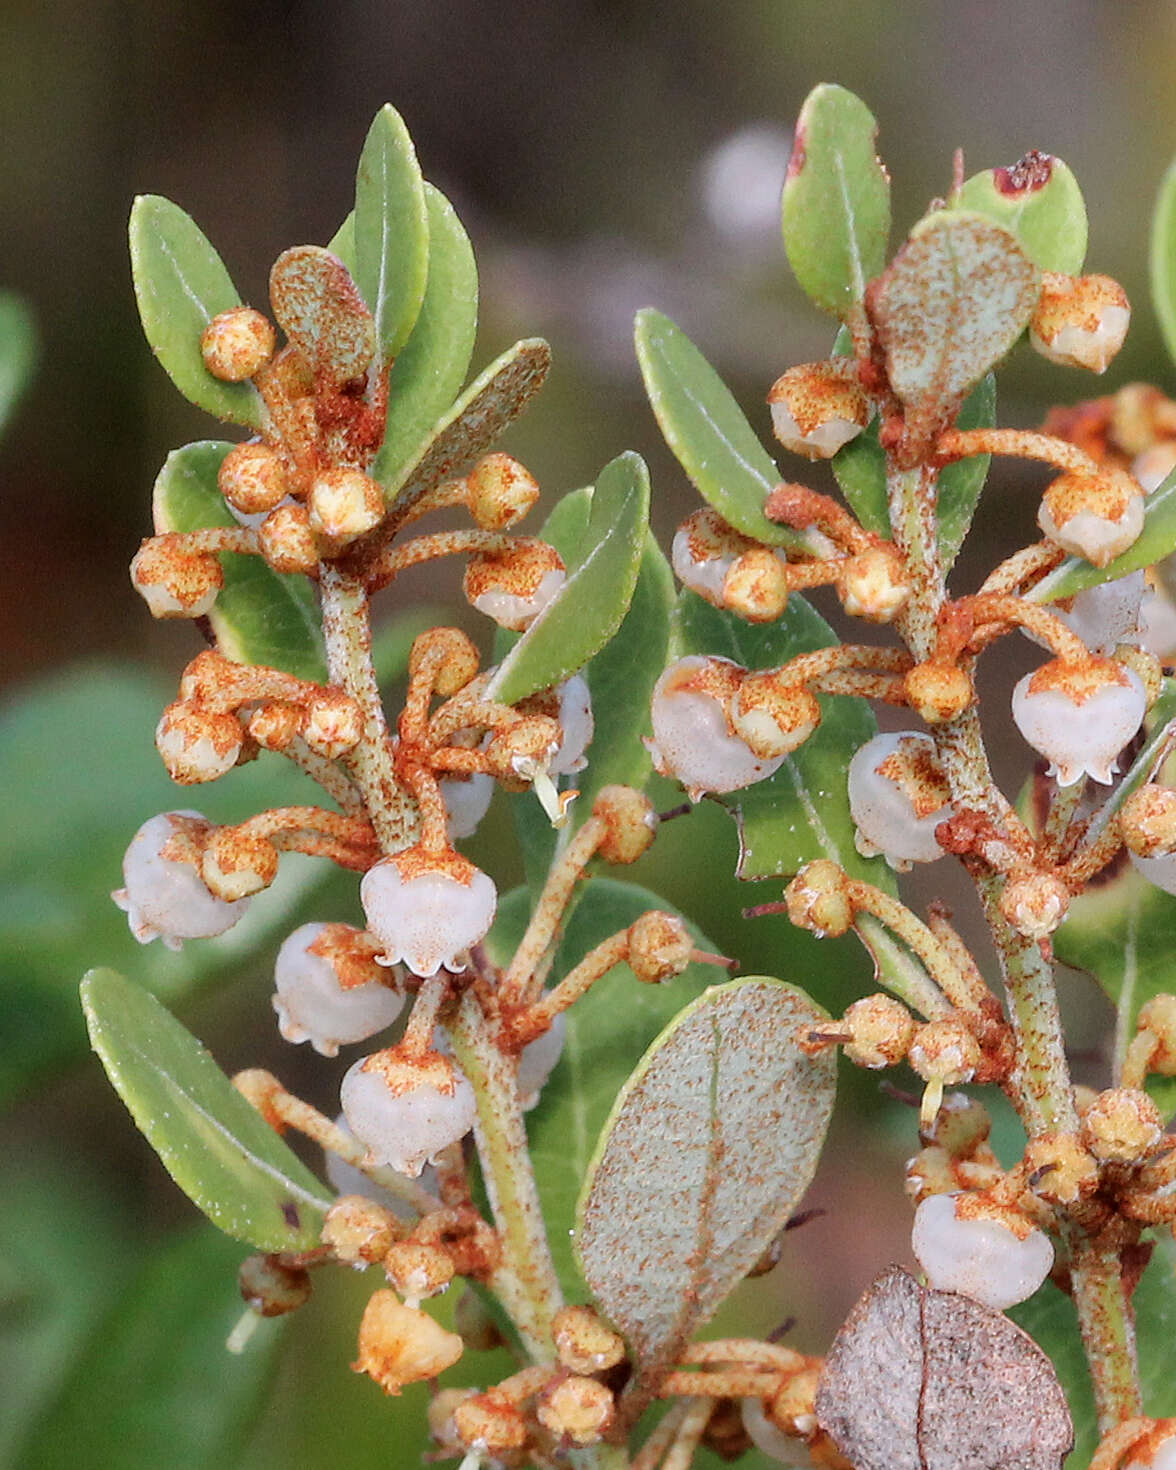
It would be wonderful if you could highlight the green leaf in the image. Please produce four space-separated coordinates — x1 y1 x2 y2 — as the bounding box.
129 195 262 427
955 154 1087 274
0 664 353 1104
17 1226 282 1470
487 452 650 705
353 103 430 362
576 977 836 1396
1151 155 1176 370
872 211 1039 447
635 308 801 548
0 290 37 435
1028 465 1176 604
485 879 733 1298
152 440 326 682
382 336 551 510
780 84 891 318
370 183 478 489
830 415 888 537
326 211 356 273
1011 1234 1176 1469
81 968 332 1250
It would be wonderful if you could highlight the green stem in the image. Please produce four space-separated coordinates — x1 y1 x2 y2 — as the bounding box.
446 990 564 1362
1067 1233 1143 1433
888 462 942 660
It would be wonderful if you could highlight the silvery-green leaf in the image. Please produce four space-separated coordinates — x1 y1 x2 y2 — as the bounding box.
955 153 1087 274
268 246 376 387
353 103 429 362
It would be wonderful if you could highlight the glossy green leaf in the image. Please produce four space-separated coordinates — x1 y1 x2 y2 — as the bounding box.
353 103 429 362
17 1226 282 1470
81 968 332 1250
0 290 37 435
382 336 551 510
370 183 478 489
1028 464 1176 604
326 211 356 273
831 370 995 569
129 195 261 427
485 879 736 1298
268 246 376 387
152 440 326 682
635 307 802 549
955 154 1087 274
1152 154 1176 370
872 211 1038 446
1011 1234 1176 1469
576 977 836 1396
0 664 352 1104
780 84 891 318
488 452 650 706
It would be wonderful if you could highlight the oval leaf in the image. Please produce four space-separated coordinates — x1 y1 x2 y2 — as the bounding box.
353 103 429 362
371 183 478 489
326 210 356 273
16 1226 282 1470
488 452 650 705
269 246 376 387
871 211 1038 448
781 84 891 318
1029 464 1176 604
817 1267 1072 1470
129 195 261 428
955 152 1087 274
380 337 551 510
152 440 326 682
0 290 37 436
635 308 802 548
81 968 332 1251
1152 154 1176 370
576 977 836 1394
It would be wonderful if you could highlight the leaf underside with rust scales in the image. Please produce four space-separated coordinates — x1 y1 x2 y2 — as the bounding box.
575 977 836 1415
816 1266 1072 1470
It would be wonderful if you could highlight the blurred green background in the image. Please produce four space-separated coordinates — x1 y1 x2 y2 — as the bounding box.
4 1 1176 1465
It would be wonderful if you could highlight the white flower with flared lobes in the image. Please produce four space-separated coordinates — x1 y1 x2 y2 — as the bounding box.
340 1046 477 1178
112 811 250 949
271 922 406 1057
1011 656 1147 785
360 847 497 977
847 731 954 868
911 1192 1054 1310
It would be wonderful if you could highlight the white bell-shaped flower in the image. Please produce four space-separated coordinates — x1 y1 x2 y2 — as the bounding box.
272 922 406 1057
1011 656 1147 785
360 847 497 976
767 360 869 461
740 1398 810 1465
550 675 594 774
463 541 566 631
517 1009 567 1110
1050 571 1146 655
340 1046 476 1178
440 771 495 840
324 1114 438 1218
1029 272 1130 373
112 811 249 950
1037 469 1144 569
911 1192 1054 1310
646 656 786 800
670 507 757 605
848 732 954 868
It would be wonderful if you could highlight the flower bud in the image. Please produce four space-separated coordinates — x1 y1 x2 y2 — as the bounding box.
647 656 785 799
921 1092 992 1156
308 468 385 549
1133 442 1176 494
904 661 975 724
731 673 821 759
1121 786 1176 859
238 1253 312 1315
536 1376 615 1447
722 548 789 622
517 1008 567 1109
1138 994 1176 1075
552 1304 626 1374
218 442 288 515
627 910 694 984
258 503 319 575
428 1388 481 1455
767 360 869 460
904 1146 959 1205
130 538 223 619
201 827 279 901
408 626 481 696
113 811 250 948
1123 1420 1176 1470
999 871 1071 939
740 1397 809 1465
303 689 363 759
1080 1086 1164 1163
383 1240 455 1306
453 1391 528 1455
247 701 304 751
909 1018 981 1088
360 848 497 976
463 540 566 630
1011 656 1146 785
1024 1132 1099 1205
341 1046 477 1177
352 1289 463 1393
838 544 911 623
1038 469 1144 568
767 1367 820 1439
440 772 495 840
321 1194 400 1266
785 860 853 938
911 1193 1054 1310
593 785 658 864
466 452 540 529
273 921 405 1056
842 993 915 1069
848 731 953 868
201 307 275 381
155 701 243 783
1029 272 1130 373
671 508 759 605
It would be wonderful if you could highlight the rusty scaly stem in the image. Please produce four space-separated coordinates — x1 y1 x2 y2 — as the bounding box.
1066 1231 1144 1434
888 462 943 661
